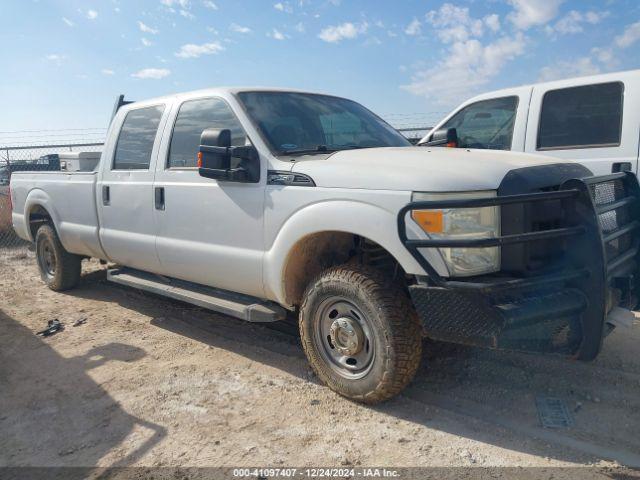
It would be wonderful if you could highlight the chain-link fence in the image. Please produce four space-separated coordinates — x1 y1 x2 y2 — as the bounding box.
0 126 428 261
0 142 104 261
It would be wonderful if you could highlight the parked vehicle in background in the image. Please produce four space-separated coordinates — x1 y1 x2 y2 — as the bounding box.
420 70 640 176
2 154 61 180
10 88 640 403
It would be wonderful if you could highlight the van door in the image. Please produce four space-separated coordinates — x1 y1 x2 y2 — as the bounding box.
97 104 169 272
524 80 640 175
152 96 266 299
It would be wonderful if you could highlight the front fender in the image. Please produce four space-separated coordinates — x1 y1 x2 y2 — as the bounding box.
263 199 448 306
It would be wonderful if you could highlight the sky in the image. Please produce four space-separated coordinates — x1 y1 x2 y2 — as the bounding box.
1 0 640 139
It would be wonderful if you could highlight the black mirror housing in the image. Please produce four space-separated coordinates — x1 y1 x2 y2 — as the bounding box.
198 128 259 183
423 127 458 147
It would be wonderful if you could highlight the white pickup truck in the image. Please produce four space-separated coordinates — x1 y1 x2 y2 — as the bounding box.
10 88 640 403
420 69 640 176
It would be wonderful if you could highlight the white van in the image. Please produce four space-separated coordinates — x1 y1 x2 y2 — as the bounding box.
420 69 640 176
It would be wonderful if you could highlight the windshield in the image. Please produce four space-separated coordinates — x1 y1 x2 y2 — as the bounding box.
236 91 411 155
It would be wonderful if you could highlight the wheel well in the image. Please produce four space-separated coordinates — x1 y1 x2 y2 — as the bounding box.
282 232 407 307
28 205 52 239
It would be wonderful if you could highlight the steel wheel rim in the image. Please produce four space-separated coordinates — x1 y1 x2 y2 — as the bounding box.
37 238 56 278
313 295 375 380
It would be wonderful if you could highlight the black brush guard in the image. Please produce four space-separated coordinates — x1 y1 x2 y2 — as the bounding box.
398 172 640 360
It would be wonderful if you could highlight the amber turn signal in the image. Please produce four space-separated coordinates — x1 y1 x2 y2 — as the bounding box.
411 210 444 234
197 152 203 168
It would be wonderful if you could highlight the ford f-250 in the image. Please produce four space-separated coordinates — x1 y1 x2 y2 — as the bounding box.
10 88 640 403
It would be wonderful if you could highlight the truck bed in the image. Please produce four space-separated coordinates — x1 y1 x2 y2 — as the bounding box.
10 171 105 259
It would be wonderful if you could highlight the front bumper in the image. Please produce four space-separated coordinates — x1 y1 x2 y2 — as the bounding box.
398 172 640 360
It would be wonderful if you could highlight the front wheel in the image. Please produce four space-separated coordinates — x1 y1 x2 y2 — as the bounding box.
35 224 82 291
299 264 422 404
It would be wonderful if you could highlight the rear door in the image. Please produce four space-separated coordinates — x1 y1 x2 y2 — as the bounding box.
524 77 640 175
97 103 169 272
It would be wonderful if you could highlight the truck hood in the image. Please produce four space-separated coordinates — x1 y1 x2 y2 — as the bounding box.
290 147 575 192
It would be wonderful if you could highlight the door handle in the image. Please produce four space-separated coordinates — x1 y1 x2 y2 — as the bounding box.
102 186 110 206
612 162 632 173
155 187 165 210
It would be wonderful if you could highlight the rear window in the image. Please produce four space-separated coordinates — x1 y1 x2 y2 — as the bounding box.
113 105 165 170
537 82 623 150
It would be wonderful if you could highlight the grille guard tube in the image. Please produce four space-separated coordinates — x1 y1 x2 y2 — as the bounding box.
398 172 640 360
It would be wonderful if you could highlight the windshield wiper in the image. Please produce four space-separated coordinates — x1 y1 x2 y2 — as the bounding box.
280 144 370 156
280 145 333 156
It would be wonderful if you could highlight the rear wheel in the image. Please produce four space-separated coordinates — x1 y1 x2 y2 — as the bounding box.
299 264 422 404
35 224 82 291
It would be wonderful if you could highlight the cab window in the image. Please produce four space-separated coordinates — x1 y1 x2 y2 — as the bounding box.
113 105 165 170
168 97 247 168
537 82 623 150
441 96 518 150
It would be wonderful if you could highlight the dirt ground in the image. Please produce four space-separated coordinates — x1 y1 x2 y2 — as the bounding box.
2 252 640 476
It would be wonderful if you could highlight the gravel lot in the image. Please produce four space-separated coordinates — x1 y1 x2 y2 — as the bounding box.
2 252 640 477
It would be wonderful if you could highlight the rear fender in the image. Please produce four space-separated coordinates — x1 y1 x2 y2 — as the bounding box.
23 189 62 242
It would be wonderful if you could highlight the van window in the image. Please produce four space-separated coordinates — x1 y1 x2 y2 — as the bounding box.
168 97 246 168
440 96 518 150
113 105 164 170
537 82 623 150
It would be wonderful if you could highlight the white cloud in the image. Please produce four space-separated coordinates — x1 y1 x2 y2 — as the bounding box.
590 47 617 69
230 23 251 34
318 22 368 43
425 4 488 43
274 2 292 13
404 18 421 36
138 21 159 34
507 0 562 30
203 0 218 9
548 10 608 35
45 54 67 65
294 22 305 33
402 34 526 105
268 28 288 40
86 9 98 20
131 68 171 79
62 17 74 27
161 0 189 7
615 21 640 48
101 69 115 75
161 0 194 18
484 14 500 33
141 38 153 47
175 41 224 58
538 57 601 82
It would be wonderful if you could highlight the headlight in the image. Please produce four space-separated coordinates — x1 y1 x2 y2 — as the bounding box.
411 191 500 277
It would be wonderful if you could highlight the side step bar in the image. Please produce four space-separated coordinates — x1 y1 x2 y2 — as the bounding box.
107 267 287 323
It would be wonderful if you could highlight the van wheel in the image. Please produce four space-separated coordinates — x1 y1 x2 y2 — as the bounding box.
299 264 422 404
35 224 82 291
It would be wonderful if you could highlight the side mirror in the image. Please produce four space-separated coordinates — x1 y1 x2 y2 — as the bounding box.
198 128 259 183
422 127 458 148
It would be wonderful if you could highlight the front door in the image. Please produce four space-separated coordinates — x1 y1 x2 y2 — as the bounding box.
153 96 266 299
97 103 168 272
